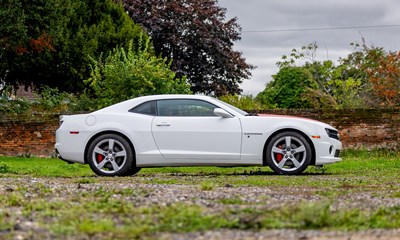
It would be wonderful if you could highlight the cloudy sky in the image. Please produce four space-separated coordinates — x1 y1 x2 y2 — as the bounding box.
218 0 400 96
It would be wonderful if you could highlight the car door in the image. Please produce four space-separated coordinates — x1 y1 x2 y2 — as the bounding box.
151 99 242 161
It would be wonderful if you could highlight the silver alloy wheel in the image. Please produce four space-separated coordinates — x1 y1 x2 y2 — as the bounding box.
270 136 307 172
91 138 127 174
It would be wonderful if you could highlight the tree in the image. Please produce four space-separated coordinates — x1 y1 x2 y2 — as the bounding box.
0 0 145 93
0 0 25 95
262 40 400 109
122 0 254 96
340 40 400 108
218 94 265 111
256 67 330 109
366 51 400 107
0 0 27 60
274 42 370 108
86 38 191 108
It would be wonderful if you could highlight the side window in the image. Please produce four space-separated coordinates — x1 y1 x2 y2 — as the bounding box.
157 99 217 117
129 101 156 116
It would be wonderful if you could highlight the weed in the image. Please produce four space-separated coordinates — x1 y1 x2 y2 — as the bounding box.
0 163 15 174
310 165 328 174
218 197 244 205
0 192 25 207
389 192 400 198
78 218 116 235
17 153 32 158
112 188 148 197
74 178 97 184
200 181 216 191
0 211 15 232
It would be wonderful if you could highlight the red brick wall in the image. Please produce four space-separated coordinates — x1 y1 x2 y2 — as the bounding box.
0 113 59 157
0 109 399 157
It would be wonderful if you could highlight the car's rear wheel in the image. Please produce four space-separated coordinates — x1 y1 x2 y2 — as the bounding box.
266 131 312 175
87 134 141 176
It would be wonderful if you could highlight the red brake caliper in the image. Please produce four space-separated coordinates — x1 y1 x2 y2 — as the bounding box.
276 145 283 162
97 154 104 163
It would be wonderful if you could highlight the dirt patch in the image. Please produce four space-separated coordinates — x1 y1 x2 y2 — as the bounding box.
0 176 399 239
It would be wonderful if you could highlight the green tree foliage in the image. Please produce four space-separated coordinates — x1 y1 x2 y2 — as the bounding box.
1 0 69 91
122 0 254 96
0 0 145 93
257 67 330 109
265 41 398 109
218 94 265 111
0 0 27 58
86 38 191 109
276 43 362 108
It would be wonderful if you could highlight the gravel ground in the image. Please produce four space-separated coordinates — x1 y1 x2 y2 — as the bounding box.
1 176 399 240
157 229 400 240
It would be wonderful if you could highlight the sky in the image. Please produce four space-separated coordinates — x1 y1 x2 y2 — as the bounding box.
218 0 400 96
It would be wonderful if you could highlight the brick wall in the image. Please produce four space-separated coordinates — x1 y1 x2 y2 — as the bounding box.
0 113 60 157
0 109 399 157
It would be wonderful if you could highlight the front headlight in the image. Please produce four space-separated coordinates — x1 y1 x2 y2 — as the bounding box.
325 128 339 140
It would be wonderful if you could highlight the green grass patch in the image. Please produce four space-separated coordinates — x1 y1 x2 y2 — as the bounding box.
0 156 93 177
218 197 245 205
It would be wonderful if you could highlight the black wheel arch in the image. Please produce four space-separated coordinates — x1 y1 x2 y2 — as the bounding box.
262 128 316 166
84 131 136 165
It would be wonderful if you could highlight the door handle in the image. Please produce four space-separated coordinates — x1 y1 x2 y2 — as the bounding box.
156 122 170 127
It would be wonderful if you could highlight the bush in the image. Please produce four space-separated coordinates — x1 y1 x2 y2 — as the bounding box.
85 36 191 109
37 86 71 111
0 98 31 114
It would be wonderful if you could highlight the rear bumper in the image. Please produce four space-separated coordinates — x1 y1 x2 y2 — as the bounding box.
55 128 87 164
54 148 75 164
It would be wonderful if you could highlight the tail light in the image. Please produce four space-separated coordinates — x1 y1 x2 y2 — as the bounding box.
59 115 65 126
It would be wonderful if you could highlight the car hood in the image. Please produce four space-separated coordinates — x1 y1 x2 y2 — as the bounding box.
256 114 337 130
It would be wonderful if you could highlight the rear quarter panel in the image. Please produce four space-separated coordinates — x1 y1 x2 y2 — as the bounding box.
84 113 163 165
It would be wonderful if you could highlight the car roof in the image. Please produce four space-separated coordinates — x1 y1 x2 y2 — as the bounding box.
135 94 213 101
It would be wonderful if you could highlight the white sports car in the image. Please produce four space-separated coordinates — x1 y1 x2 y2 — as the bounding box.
55 95 342 176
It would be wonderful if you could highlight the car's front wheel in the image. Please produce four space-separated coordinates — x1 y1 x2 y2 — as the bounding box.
266 131 312 175
87 134 141 176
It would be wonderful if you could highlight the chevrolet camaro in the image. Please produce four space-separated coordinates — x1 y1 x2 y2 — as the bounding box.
55 95 342 176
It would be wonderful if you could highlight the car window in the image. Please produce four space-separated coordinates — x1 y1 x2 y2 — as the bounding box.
157 99 217 117
129 101 156 115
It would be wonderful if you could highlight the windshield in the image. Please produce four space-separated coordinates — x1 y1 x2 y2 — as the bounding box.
215 99 249 116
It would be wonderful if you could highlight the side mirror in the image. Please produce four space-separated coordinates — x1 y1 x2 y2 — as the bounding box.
213 108 233 118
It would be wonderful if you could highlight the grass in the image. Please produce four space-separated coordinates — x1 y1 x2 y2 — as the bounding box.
0 150 399 239
0 157 93 177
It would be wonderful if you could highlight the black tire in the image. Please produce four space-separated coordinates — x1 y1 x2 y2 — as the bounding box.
266 131 312 175
87 134 140 176
126 167 142 176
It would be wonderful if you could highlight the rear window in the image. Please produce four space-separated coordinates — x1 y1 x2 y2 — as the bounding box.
129 101 156 116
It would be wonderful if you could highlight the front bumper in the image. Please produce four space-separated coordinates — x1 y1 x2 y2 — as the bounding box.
313 137 342 165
